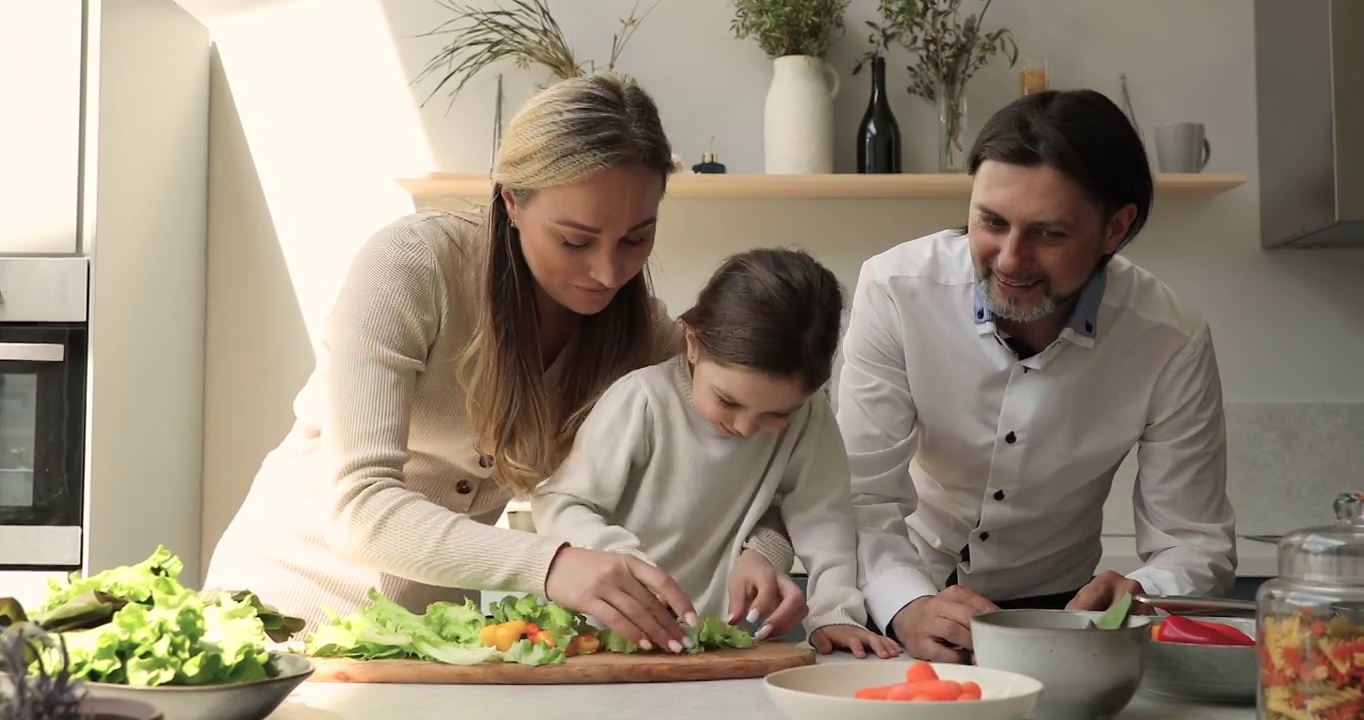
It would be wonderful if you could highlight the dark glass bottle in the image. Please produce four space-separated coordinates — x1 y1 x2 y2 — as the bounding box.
857 55 902 174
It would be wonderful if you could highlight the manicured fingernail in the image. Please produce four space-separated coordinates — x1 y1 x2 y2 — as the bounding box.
640 638 654 651
668 640 684 653
746 608 760 624
756 624 772 640
684 612 698 626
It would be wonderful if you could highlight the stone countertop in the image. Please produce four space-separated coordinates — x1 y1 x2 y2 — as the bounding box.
264 655 1256 720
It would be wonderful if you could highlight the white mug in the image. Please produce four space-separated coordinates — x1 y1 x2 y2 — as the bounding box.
1154 122 1211 173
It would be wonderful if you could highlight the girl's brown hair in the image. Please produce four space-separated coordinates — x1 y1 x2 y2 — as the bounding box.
456 72 676 496
680 248 844 392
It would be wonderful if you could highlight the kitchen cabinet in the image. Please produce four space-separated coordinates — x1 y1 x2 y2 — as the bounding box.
0 0 83 254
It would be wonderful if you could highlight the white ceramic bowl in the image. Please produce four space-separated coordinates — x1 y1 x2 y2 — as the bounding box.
1143 615 1257 703
765 661 1043 720
83 652 313 720
971 610 1151 720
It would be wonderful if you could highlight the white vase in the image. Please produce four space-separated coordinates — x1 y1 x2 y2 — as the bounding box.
763 55 841 174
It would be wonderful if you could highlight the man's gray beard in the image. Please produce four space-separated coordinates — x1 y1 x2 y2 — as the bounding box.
974 273 1059 323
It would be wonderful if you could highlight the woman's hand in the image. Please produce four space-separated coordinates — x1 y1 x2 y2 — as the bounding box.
726 548 808 640
544 546 697 653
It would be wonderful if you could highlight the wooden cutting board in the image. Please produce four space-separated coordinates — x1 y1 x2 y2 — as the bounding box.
307 642 815 685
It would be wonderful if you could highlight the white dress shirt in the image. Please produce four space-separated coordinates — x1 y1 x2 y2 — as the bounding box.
836 229 1238 632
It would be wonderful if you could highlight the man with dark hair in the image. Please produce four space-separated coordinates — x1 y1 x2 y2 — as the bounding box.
837 89 1237 663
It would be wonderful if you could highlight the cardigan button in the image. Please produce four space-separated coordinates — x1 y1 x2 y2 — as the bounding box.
455 480 473 495
478 454 493 469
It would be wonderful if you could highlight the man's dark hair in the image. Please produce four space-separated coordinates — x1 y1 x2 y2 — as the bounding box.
967 89 1153 251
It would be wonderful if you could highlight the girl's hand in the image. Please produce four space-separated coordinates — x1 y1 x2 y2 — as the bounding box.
810 624 904 659
544 546 697 653
726 548 808 640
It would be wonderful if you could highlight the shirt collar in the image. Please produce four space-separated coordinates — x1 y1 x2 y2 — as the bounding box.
972 269 1108 344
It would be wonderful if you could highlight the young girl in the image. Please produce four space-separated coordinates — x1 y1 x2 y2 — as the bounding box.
532 248 902 658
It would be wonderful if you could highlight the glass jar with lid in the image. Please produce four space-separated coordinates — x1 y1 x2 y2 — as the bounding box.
1257 492 1364 720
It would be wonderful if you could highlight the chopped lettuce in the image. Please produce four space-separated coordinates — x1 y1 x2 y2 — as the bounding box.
305 591 577 667
595 615 753 655
486 595 580 649
501 637 564 665
305 591 757 667
688 616 755 651
305 589 499 666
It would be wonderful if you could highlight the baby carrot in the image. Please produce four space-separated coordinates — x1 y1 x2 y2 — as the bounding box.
854 683 901 700
906 660 940 683
888 680 964 702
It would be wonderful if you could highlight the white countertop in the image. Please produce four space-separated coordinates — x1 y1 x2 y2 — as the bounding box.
264 654 1255 720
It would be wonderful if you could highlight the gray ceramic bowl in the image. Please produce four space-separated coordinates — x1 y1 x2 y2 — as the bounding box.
1142 615 1257 704
81 696 163 720
84 652 313 720
971 609 1152 720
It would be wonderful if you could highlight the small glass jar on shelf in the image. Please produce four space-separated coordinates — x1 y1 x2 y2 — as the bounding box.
1019 57 1050 96
1256 492 1364 720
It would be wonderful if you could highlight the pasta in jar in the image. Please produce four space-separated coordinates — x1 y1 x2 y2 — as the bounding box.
1260 607 1364 720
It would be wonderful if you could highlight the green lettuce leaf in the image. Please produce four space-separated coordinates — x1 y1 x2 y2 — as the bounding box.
597 616 752 655
18 545 285 687
305 591 580 667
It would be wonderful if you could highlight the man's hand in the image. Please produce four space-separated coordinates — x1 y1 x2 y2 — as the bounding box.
1066 571 1150 613
888 585 999 664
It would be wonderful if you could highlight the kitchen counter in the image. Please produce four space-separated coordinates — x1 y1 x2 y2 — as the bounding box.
264 655 1256 720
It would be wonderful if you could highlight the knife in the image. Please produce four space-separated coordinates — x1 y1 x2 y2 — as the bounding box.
1133 594 1257 616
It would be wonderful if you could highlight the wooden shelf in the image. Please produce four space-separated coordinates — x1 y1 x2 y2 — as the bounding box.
397 172 1248 200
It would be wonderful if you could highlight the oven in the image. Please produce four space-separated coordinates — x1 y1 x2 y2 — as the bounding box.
0 257 88 570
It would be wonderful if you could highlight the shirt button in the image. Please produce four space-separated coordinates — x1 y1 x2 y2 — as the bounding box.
979 531 991 541
455 480 473 494
994 489 1006 501
1005 431 1017 444
478 454 493 469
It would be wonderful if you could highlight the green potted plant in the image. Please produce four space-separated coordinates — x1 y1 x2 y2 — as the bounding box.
731 0 850 174
884 0 1017 172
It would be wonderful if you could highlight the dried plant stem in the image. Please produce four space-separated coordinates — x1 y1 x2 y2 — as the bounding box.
939 81 967 169
414 0 662 112
606 0 664 70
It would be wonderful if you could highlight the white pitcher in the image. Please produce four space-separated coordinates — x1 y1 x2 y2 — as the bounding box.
763 55 841 174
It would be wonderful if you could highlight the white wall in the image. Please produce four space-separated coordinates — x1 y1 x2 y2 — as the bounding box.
84 0 210 578
180 0 1364 579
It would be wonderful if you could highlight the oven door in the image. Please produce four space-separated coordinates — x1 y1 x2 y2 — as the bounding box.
0 323 86 568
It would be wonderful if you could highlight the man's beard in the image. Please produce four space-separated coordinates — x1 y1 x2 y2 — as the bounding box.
975 264 1069 323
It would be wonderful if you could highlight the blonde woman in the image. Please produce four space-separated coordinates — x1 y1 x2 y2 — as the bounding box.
203 73 802 652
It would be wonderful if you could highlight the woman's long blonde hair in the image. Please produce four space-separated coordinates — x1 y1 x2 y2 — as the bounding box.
456 72 676 497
